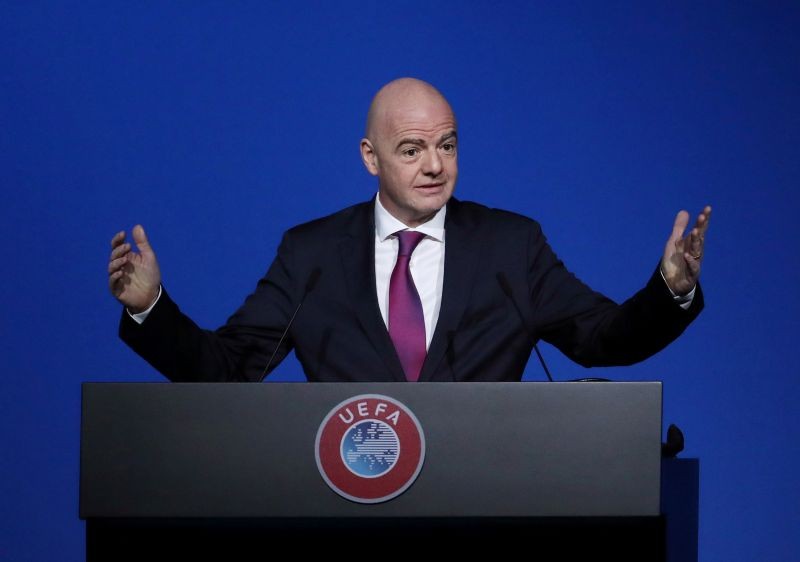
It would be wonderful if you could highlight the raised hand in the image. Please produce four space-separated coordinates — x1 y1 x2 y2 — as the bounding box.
661 206 712 296
108 225 162 313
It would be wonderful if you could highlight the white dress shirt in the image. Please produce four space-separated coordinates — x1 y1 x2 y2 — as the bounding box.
374 194 446 351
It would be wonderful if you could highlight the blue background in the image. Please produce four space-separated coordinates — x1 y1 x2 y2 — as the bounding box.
2 2 798 559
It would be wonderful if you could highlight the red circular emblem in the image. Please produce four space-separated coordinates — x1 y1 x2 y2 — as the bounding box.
315 394 425 503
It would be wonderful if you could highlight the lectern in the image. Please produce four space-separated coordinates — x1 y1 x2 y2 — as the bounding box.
80 382 697 560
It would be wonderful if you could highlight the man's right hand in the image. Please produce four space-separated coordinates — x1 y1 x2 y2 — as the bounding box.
108 225 162 313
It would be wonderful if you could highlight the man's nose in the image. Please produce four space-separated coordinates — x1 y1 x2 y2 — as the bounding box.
422 149 443 176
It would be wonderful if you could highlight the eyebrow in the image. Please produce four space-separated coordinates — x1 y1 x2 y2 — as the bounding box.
395 130 458 149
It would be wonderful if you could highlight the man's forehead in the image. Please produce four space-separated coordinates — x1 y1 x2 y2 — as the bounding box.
389 124 457 144
380 102 456 139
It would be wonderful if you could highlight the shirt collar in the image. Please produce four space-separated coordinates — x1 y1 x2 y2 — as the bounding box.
374 193 447 242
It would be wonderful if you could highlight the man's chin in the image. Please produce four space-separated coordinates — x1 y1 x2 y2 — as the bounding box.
409 196 451 225
416 186 452 204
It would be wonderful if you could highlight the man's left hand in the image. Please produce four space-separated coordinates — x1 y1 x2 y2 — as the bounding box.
661 206 712 296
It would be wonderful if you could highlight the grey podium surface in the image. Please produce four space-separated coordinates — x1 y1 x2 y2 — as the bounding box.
80 381 662 519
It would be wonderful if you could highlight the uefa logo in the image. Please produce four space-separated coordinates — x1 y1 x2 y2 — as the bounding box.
315 394 426 504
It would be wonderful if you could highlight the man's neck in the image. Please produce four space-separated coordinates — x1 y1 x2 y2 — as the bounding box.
374 194 446 242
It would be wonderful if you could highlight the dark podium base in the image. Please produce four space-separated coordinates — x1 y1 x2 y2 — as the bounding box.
87 516 666 561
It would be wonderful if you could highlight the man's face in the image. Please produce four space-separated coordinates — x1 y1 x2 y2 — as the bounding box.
361 94 458 227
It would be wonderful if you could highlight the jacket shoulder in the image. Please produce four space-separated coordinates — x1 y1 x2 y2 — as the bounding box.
284 199 373 242
449 199 543 234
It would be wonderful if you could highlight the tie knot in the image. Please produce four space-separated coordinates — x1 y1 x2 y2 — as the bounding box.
396 230 426 257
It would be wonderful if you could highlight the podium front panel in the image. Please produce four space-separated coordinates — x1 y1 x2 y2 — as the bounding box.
80 382 661 518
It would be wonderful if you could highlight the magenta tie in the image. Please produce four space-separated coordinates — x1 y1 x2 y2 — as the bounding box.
389 231 427 382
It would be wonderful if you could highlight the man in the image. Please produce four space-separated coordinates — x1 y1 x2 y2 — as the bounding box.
109 78 711 382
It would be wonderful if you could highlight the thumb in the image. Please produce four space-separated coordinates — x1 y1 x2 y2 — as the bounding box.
669 210 689 243
132 224 154 255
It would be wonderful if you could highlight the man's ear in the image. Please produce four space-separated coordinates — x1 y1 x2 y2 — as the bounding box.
360 138 379 176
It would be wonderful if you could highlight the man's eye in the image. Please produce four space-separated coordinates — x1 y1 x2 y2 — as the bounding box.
442 143 455 152
404 148 419 157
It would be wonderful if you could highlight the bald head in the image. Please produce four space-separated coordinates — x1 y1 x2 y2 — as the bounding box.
365 78 455 140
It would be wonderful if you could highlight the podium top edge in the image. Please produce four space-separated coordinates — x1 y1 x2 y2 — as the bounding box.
81 380 664 387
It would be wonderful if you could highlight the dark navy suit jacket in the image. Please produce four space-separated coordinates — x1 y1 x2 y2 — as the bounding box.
120 198 703 382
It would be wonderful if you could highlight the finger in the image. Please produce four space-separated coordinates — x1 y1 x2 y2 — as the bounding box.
684 251 701 278
109 269 125 283
109 242 131 261
132 224 153 255
109 269 125 291
695 205 712 236
108 255 128 274
689 228 703 258
111 230 126 249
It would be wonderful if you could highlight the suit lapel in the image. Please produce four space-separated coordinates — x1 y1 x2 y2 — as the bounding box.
339 201 407 382
419 199 482 381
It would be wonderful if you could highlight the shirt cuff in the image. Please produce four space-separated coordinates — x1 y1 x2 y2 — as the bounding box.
659 269 695 310
127 285 162 324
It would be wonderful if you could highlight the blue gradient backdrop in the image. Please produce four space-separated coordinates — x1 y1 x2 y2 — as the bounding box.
2 2 798 560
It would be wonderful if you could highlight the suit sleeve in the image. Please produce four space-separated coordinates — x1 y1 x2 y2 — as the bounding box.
527 222 703 367
119 233 299 382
